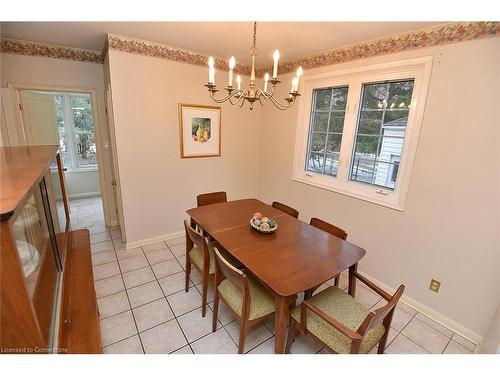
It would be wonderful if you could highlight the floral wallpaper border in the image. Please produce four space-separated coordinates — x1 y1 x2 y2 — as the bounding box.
1 22 498 74
255 22 500 76
0 38 103 64
106 34 252 75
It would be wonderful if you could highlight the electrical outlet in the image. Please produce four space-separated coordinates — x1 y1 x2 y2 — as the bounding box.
429 279 441 293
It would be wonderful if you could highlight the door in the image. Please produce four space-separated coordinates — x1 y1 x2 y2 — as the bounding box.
105 85 125 240
19 91 68 232
19 91 59 145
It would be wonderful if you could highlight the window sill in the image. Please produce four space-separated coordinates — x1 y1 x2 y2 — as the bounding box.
292 172 405 211
50 167 98 174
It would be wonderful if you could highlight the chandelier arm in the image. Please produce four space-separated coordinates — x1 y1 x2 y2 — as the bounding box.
269 94 295 111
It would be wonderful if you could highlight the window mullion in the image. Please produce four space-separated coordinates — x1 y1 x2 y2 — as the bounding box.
337 80 361 185
63 94 78 169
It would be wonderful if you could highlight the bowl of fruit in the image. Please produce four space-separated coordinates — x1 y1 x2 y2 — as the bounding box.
250 212 278 234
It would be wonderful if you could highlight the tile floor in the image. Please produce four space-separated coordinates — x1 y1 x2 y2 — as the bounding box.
87 225 477 355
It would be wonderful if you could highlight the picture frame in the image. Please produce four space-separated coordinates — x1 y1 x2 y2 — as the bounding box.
178 103 221 158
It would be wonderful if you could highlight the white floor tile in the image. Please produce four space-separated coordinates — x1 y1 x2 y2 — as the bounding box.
190 328 238 354
140 320 187 354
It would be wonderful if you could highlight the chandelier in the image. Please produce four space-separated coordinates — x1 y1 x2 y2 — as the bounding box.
205 22 303 111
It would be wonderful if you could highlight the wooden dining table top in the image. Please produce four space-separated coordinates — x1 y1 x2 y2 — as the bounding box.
187 198 366 297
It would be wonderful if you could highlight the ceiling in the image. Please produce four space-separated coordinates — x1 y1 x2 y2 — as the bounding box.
0 22 445 67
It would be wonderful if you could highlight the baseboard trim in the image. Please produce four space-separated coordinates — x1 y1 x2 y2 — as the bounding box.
357 270 484 346
57 192 101 199
125 230 185 250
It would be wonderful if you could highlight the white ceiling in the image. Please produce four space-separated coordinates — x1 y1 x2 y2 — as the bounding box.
0 22 444 67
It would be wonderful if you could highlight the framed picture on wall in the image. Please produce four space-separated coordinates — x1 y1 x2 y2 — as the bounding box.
178 103 221 158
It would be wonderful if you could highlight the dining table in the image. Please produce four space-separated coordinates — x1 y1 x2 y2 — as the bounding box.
186 198 366 354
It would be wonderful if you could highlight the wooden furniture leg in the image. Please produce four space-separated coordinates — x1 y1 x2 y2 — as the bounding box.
348 263 358 297
274 295 289 354
285 318 297 353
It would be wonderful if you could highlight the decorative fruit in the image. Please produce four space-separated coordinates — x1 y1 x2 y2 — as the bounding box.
260 222 270 230
253 219 261 227
253 212 262 220
268 219 277 228
261 217 269 223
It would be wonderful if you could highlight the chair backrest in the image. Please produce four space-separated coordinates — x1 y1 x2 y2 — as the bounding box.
310 217 347 240
358 284 405 336
272 201 299 218
197 191 227 207
213 248 250 306
183 220 210 269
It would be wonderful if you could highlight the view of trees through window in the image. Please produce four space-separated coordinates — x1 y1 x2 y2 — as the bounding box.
53 94 97 169
306 86 348 177
349 80 414 189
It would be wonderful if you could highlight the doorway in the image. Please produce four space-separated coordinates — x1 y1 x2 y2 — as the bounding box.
18 89 106 230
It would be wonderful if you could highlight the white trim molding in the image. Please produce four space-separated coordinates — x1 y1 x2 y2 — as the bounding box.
358 270 483 346
292 56 433 211
125 230 185 250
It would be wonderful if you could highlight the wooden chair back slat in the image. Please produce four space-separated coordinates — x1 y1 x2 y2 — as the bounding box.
310 217 348 240
271 201 299 218
183 220 209 268
197 191 227 207
213 248 247 295
358 284 405 335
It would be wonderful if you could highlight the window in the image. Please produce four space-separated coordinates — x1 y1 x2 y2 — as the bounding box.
349 80 413 189
306 86 348 177
293 57 433 210
53 94 97 170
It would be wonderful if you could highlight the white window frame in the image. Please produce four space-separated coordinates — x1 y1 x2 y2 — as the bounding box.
293 57 433 211
55 93 98 172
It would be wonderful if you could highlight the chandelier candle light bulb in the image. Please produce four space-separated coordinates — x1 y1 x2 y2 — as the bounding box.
272 50 280 78
236 75 242 90
264 72 269 92
228 56 235 87
208 56 215 84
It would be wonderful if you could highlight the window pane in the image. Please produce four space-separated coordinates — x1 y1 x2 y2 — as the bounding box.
325 153 340 177
310 133 327 153
314 89 332 110
361 83 388 109
307 152 325 172
358 111 383 135
326 133 342 153
330 87 348 110
306 86 348 178
329 113 345 133
53 96 71 168
312 112 329 132
350 80 414 190
71 96 97 167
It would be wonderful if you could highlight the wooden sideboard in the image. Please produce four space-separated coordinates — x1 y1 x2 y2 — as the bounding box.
0 146 102 354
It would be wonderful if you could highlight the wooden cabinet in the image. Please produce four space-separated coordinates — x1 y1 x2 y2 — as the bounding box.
0 146 102 354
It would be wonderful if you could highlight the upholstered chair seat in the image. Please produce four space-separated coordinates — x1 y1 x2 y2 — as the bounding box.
291 286 385 354
189 242 240 275
218 275 276 320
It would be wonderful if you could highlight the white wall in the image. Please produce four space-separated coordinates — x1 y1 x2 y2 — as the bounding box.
257 37 500 339
0 52 117 224
51 170 101 198
107 49 261 244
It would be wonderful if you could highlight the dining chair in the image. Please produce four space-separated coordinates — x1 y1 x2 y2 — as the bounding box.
212 248 277 354
197 191 227 207
184 220 216 317
271 201 299 219
286 274 405 354
304 217 348 298
191 191 228 233
184 219 242 317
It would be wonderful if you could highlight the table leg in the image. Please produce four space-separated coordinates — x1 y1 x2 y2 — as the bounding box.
274 295 290 354
348 262 358 297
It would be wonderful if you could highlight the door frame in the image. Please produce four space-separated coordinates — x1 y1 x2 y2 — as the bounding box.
7 82 115 228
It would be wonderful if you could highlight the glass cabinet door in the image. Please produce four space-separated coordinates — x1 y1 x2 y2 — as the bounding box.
11 178 61 349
